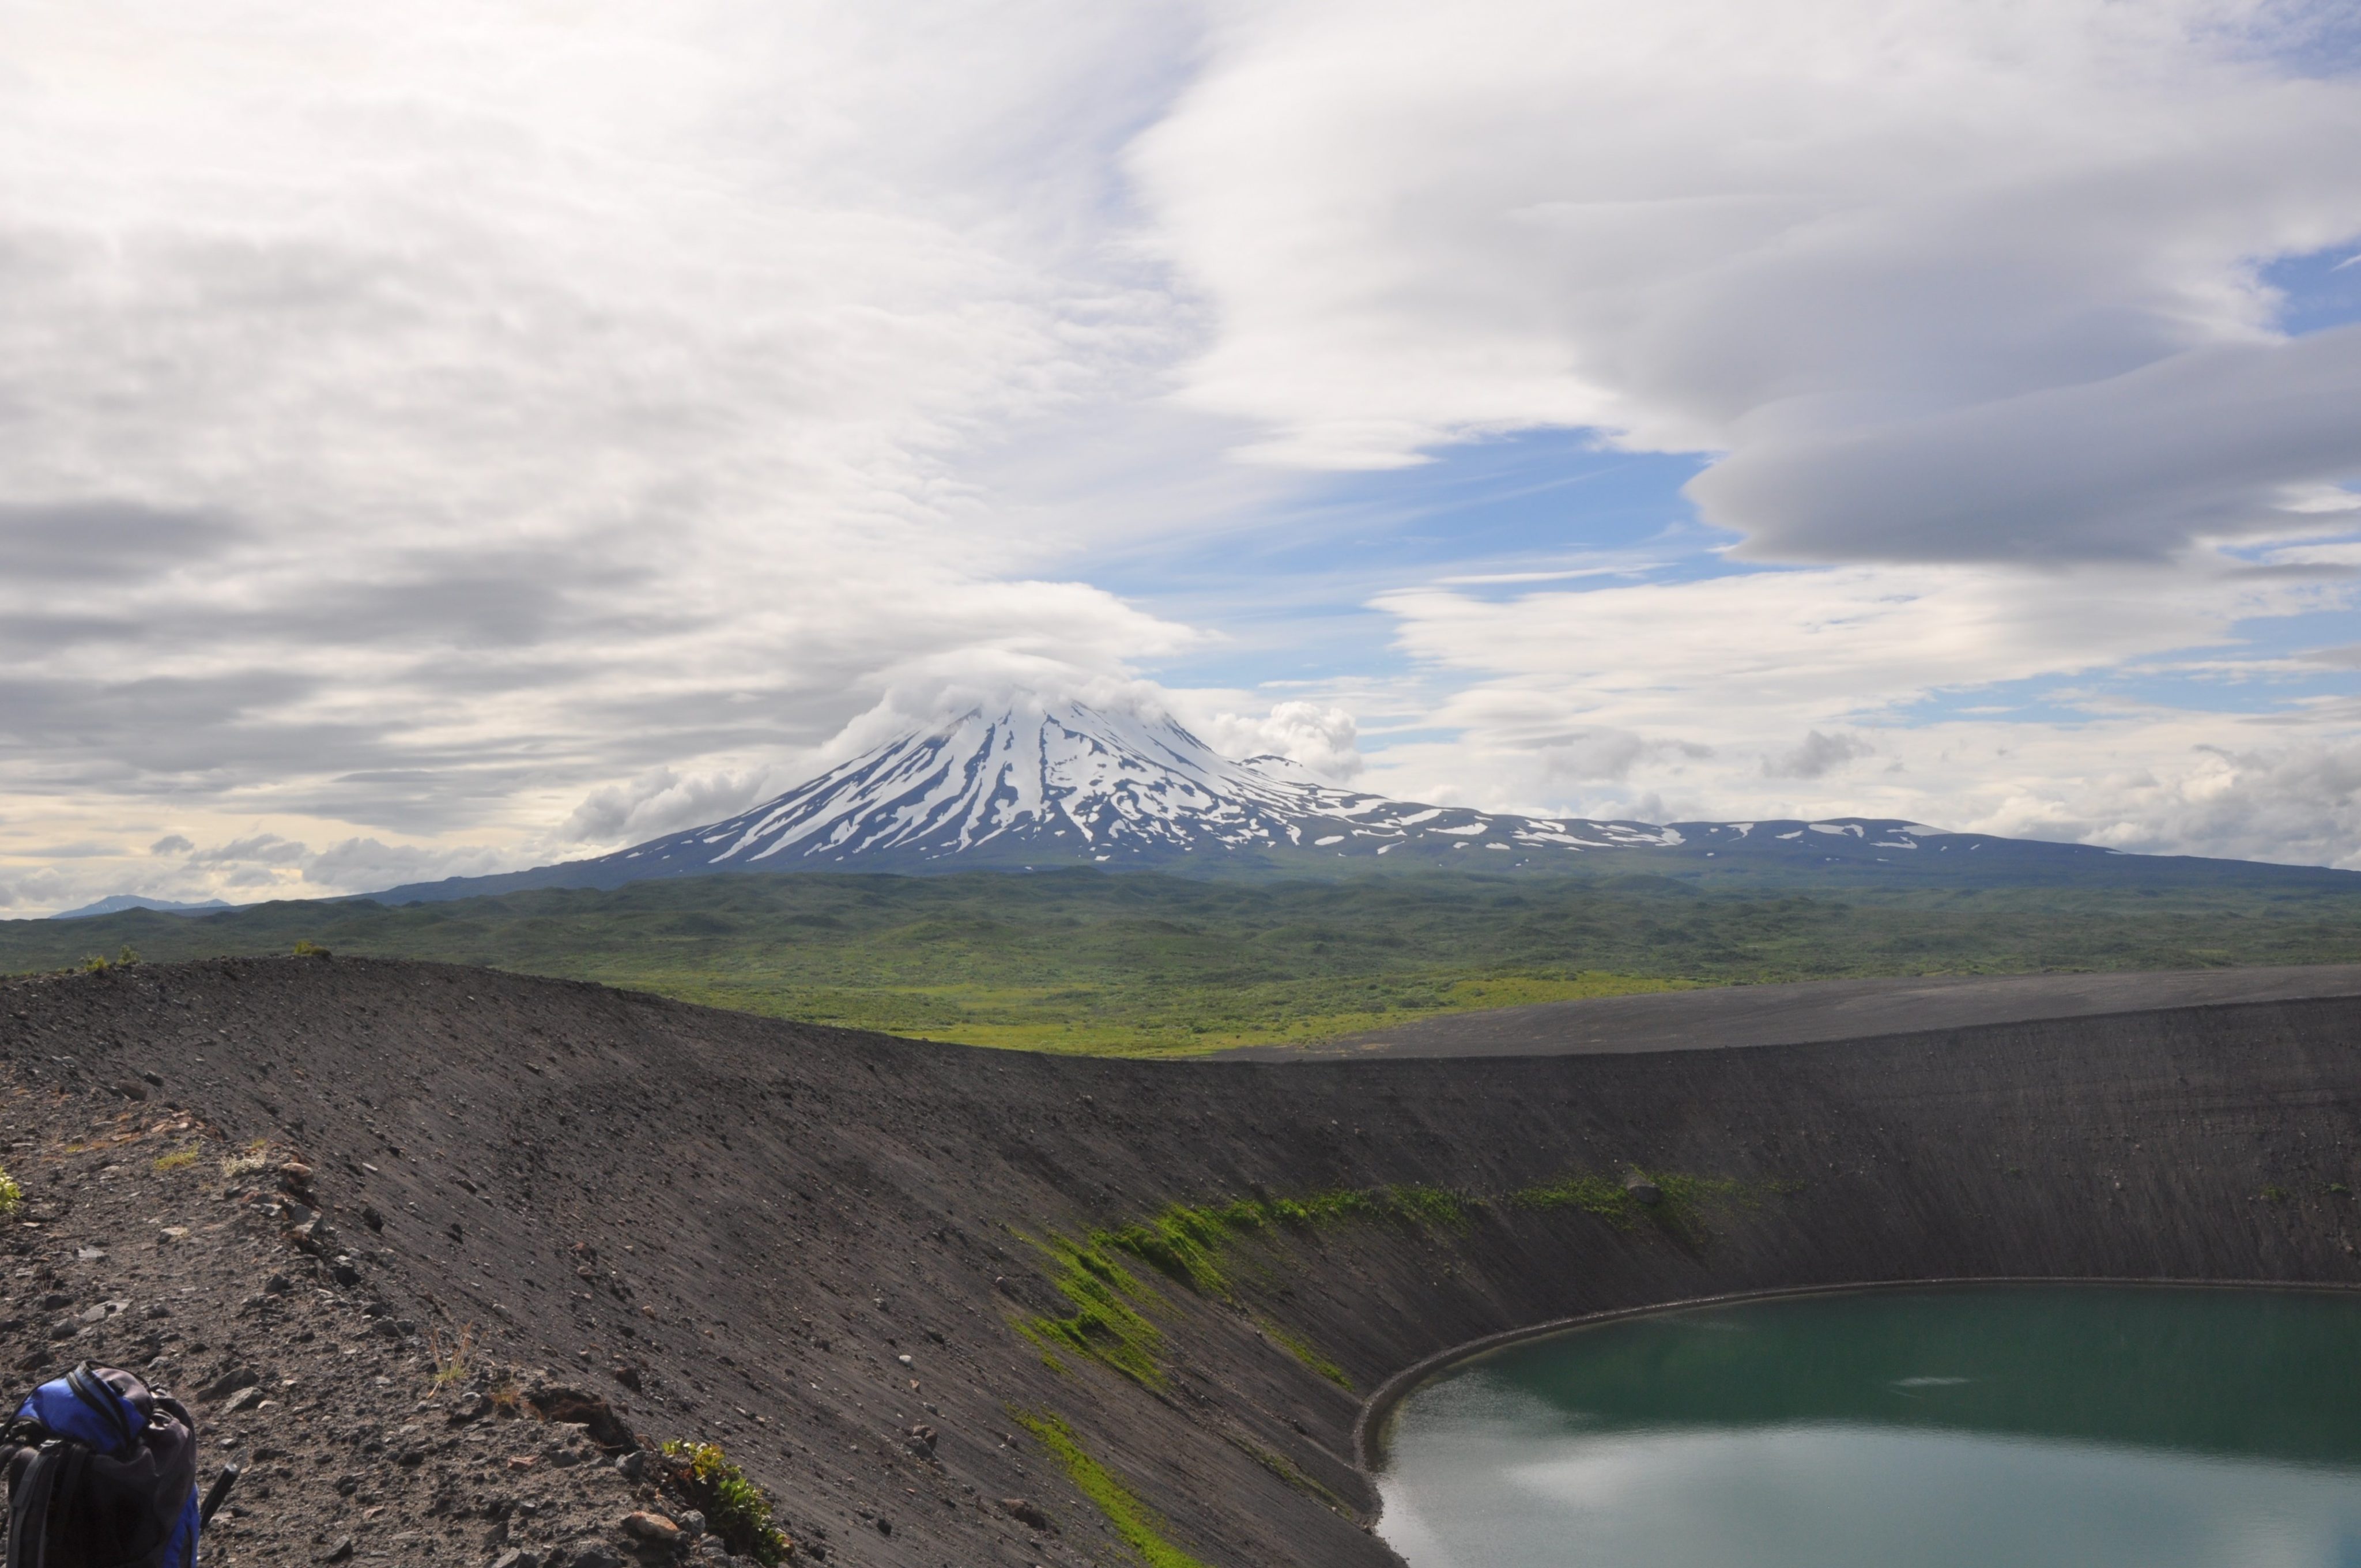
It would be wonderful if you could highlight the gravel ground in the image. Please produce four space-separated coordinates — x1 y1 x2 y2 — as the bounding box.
9 954 2361 1568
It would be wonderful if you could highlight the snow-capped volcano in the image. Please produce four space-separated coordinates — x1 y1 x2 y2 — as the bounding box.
365 695 2273 904
608 696 1683 872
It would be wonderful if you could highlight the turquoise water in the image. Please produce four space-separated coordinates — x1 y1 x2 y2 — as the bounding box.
1376 1286 2361 1568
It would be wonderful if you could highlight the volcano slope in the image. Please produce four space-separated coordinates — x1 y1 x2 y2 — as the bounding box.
3 957 2360 1568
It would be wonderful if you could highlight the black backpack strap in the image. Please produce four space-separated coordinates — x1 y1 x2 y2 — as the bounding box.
7 1440 63 1568
62 1368 135 1457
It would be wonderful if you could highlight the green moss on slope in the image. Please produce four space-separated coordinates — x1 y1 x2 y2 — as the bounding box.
1013 1412 1212 1568
1013 1233 1169 1389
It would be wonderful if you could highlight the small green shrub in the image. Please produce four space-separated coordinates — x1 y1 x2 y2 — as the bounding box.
2262 1184 2290 1204
429 1322 476 1388
116 945 141 967
661 1440 791 1565
292 940 331 958
80 955 110 974
152 1148 200 1173
0 1166 19 1219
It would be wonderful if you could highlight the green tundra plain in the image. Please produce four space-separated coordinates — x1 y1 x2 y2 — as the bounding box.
7 866 2361 1055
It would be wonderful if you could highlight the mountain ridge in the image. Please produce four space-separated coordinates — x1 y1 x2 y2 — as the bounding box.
350 697 2361 903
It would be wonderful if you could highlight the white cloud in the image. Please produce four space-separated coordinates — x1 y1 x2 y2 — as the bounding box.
0 1 1219 909
1191 700 1366 782
184 834 311 867
559 767 780 847
1136 0 2361 559
5 0 2361 907
1763 731 1874 781
1326 554 2361 861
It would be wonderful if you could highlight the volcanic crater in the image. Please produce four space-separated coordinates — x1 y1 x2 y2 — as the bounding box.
3 955 2359 1566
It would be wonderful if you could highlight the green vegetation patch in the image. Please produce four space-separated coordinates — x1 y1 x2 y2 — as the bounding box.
1257 1316 1352 1390
1511 1169 1753 1241
1014 1233 1170 1388
1013 1412 1211 1568
21 861 2359 1056
1032 1171 1757 1387
660 1440 793 1565
1226 1431 1350 1510
0 1165 18 1219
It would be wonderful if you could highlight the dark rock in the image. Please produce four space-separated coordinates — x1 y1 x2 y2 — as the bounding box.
1623 1174 1664 1205
320 1536 354 1563
1001 1498 1051 1530
526 1387 636 1451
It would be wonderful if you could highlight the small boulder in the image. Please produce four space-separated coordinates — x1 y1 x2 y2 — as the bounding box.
1001 1497 1051 1530
618 1513 680 1545
1622 1174 1663 1206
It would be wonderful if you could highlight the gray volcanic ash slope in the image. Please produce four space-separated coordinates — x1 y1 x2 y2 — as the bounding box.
5 957 2361 1567
368 698 2346 904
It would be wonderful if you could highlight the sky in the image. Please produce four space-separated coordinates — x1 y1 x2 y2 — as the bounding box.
3 0 2361 913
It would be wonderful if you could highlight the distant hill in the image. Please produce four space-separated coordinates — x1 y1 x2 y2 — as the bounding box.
48 894 234 920
360 696 2361 903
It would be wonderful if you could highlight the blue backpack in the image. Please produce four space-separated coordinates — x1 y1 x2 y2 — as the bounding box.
1 1365 222 1568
